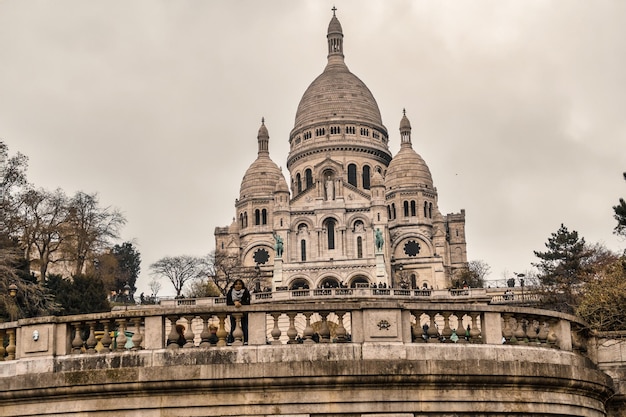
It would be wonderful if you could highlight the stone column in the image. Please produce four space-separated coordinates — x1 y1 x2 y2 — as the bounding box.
481 312 503 345
248 312 266 346
143 316 165 350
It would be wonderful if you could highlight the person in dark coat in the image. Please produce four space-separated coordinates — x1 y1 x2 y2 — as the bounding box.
226 279 251 343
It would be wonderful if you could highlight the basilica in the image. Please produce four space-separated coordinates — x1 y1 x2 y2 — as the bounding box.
215 10 468 292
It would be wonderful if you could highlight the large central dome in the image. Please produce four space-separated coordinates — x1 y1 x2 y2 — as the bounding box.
292 13 384 131
293 64 383 130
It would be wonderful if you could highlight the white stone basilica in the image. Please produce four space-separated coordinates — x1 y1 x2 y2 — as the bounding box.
215 10 468 291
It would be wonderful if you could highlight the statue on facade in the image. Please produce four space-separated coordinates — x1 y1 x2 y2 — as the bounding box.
274 233 284 258
325 176 334 200
375 228 384 252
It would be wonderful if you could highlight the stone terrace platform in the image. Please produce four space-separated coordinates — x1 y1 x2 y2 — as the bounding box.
1 293 624 416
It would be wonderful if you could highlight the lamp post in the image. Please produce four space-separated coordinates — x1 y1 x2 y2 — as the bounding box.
123 283 131 310
514 273 526 301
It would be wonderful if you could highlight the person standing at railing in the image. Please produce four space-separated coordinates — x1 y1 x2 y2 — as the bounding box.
226 279 251 344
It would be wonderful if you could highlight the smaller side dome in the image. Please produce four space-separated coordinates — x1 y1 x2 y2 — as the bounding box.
385 111 434 191
239 119 283 199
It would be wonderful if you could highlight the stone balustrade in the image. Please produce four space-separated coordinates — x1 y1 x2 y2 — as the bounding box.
1 296 623 417
0 296 588 361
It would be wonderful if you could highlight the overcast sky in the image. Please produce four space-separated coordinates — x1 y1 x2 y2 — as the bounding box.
1 0 625 295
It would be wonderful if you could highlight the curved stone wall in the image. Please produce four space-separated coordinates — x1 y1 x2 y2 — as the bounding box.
1 343 614 416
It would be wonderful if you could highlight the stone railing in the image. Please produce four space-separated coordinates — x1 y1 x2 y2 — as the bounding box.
0 298 590 362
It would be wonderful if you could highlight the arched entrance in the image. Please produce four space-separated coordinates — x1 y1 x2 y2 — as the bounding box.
289 278 310 290
349 275 369 288
319 277 339 288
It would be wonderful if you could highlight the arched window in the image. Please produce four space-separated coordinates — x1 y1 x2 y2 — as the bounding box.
296 173 302 194
348 164 357 187
254 209 260 225
387 205 392 220
429 202 433 218
410 201 416 217
392 203 396 220
325 218 336 250
239 213 244 228
243 212 248 228
403 201 409 217
357 236 363 259
261 209 267 225
305 169 313 189
362 165 371 189
300 239 306 261
424 201 428 217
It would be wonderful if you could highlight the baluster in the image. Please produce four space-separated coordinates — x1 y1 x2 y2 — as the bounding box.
100 320 112 353
526 316 538 344
216 314 228 347
427 312 439 343
183 315 195 348
71 322 84 354
441 311 453 343
166 316 180 349
335 311 347 343
318 312 331 343
513 315 526 344
199 315 211 348
511 315 526 345
547 319 559 348
131 318 143 350
85 321 98 354
270 313 282 345
5 329 16 360
302 312 315 344
287 313 298 344
502 313 513 344
417 312 429 343
231 313 244 346
469 312 481 344
537 319 549 345
455 313 467 344
116 319 128 351
0 329 6 360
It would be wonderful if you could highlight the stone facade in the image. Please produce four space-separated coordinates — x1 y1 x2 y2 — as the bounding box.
215 11 467 292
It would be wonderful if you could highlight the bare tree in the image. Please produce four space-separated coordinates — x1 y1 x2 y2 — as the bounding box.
64 192 126 276
148 277 162 298
208 250 257 295
150 255 205 297
455 259 491 288
14 188 69 279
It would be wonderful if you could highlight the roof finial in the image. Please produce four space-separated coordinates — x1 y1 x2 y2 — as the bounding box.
332 6 337 16
261 116 265 124
403 108 406 116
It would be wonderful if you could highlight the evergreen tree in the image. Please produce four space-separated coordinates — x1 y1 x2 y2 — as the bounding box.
111 242 141 294
533 224 592 313
46 274 110 315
